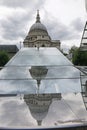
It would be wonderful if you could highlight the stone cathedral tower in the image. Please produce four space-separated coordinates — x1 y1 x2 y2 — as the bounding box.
23 10 61 49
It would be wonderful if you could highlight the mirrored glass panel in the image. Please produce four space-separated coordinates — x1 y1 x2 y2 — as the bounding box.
0 48 87 129
6 48 72 66
0 93 87 128
0 65 83 94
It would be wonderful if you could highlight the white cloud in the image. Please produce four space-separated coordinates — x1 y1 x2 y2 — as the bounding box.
44 0 86 25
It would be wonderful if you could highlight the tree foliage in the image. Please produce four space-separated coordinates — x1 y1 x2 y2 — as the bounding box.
0 51 9 66
69 45 78 54
72 48 87 66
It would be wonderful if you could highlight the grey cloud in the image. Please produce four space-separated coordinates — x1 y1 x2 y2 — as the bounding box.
41 11 82 41
0 0 45 9
0 0 46 43
0 3 84 46
0 11 31 40
71 18 84 32
44 18 80 41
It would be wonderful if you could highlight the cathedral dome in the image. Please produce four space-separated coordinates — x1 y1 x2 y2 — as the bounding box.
29 10 47 33
28 10 50 40
30 22 47 32
23 10 61 48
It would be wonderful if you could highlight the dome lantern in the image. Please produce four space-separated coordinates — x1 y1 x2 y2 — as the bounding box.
36 10 40 23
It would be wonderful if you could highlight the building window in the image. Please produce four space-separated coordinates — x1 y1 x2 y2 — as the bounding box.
83 43 87 45
42 44 45 47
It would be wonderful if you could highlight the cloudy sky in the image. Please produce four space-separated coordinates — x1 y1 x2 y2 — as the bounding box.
0 0 87 52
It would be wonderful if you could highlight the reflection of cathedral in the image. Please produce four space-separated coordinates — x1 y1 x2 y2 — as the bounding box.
29 66 48 93
23 10 61 49
24 94 61 126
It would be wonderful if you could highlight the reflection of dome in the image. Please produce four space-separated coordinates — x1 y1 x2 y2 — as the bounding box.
29 66 48 93
24 94 51 126
30 108 48 126
29 66 48 80
24 94 61 126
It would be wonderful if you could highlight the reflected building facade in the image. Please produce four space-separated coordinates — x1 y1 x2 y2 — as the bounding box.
23 10 61 49
24 93 61 126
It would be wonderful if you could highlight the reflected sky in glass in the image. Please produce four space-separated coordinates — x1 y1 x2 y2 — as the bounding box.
0 48 86 94
0 93 87 128
0 48 87 128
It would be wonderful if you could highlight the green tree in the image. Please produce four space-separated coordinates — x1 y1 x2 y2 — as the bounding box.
72 48 87 66
0 51 9 66
69 45 78 55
